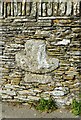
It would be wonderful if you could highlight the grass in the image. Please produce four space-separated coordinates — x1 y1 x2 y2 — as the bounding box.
34 97 57 113
71 99 81 116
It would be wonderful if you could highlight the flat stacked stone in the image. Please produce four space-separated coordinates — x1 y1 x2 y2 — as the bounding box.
1 1 81 107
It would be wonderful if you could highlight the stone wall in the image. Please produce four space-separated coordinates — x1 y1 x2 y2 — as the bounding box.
0 0 81 17
1 1 81 107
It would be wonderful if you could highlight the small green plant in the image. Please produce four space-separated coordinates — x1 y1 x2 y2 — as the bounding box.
35 98 57 112
71 99 81 116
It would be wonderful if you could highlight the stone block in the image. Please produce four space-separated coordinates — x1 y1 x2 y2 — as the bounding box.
30 2 36 17
72 28 81 33
63 75 75 80
66 1 72 16
18 90 36 96
51 39 70 46
47 2 52 16
24 73 53 84
58 2 66 16
16 39 59 73
2 90 16 96
27 96 40 101
51 87 69 96
11 78 21 85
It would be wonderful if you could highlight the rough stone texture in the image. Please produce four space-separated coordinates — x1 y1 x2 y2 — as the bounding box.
1 1 81 107
66 1 72 16
16 39 59 73
51 39 70 46
24 72 53 83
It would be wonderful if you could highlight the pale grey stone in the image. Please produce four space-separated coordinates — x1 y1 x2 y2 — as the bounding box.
4 3 6 17
47 2 52 16
13 85 20 88
26 2 30 16
51 91 65 96
59 2 66 15
66 1 72 16
16 39 59 73
9 44 24 49
35 30 51 37
73 2 77 15
73 2 80 16
27 96 40 101
31 2 36 17
19 86 25 89
18 98 29 101
70 51 81 56
51 39 70 46
33 88 42 93
37 2 42 16
0 2 3 16
51 87 69 96
4 84 14 89
0 41 5 45
22 1 26 15
0 80 6 85
55 98 66 107
42 3 46 16
18 90 36 95
14 2 17 16
2 90 16 96
66 100 72 106
2 95 12 99
55 87 69 91
17 95 26 99
15 95 28 101
17 2 22 16
7 3 11 16
11 2 14 16
24 73 53 83
76 2 80 15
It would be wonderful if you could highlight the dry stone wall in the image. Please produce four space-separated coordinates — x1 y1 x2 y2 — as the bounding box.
0 0 81 107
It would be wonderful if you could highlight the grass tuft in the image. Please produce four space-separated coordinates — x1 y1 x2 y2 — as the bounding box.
35 97 57 112
71 99 81 116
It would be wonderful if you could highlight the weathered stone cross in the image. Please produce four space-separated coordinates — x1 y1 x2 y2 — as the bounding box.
15 39 59 83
